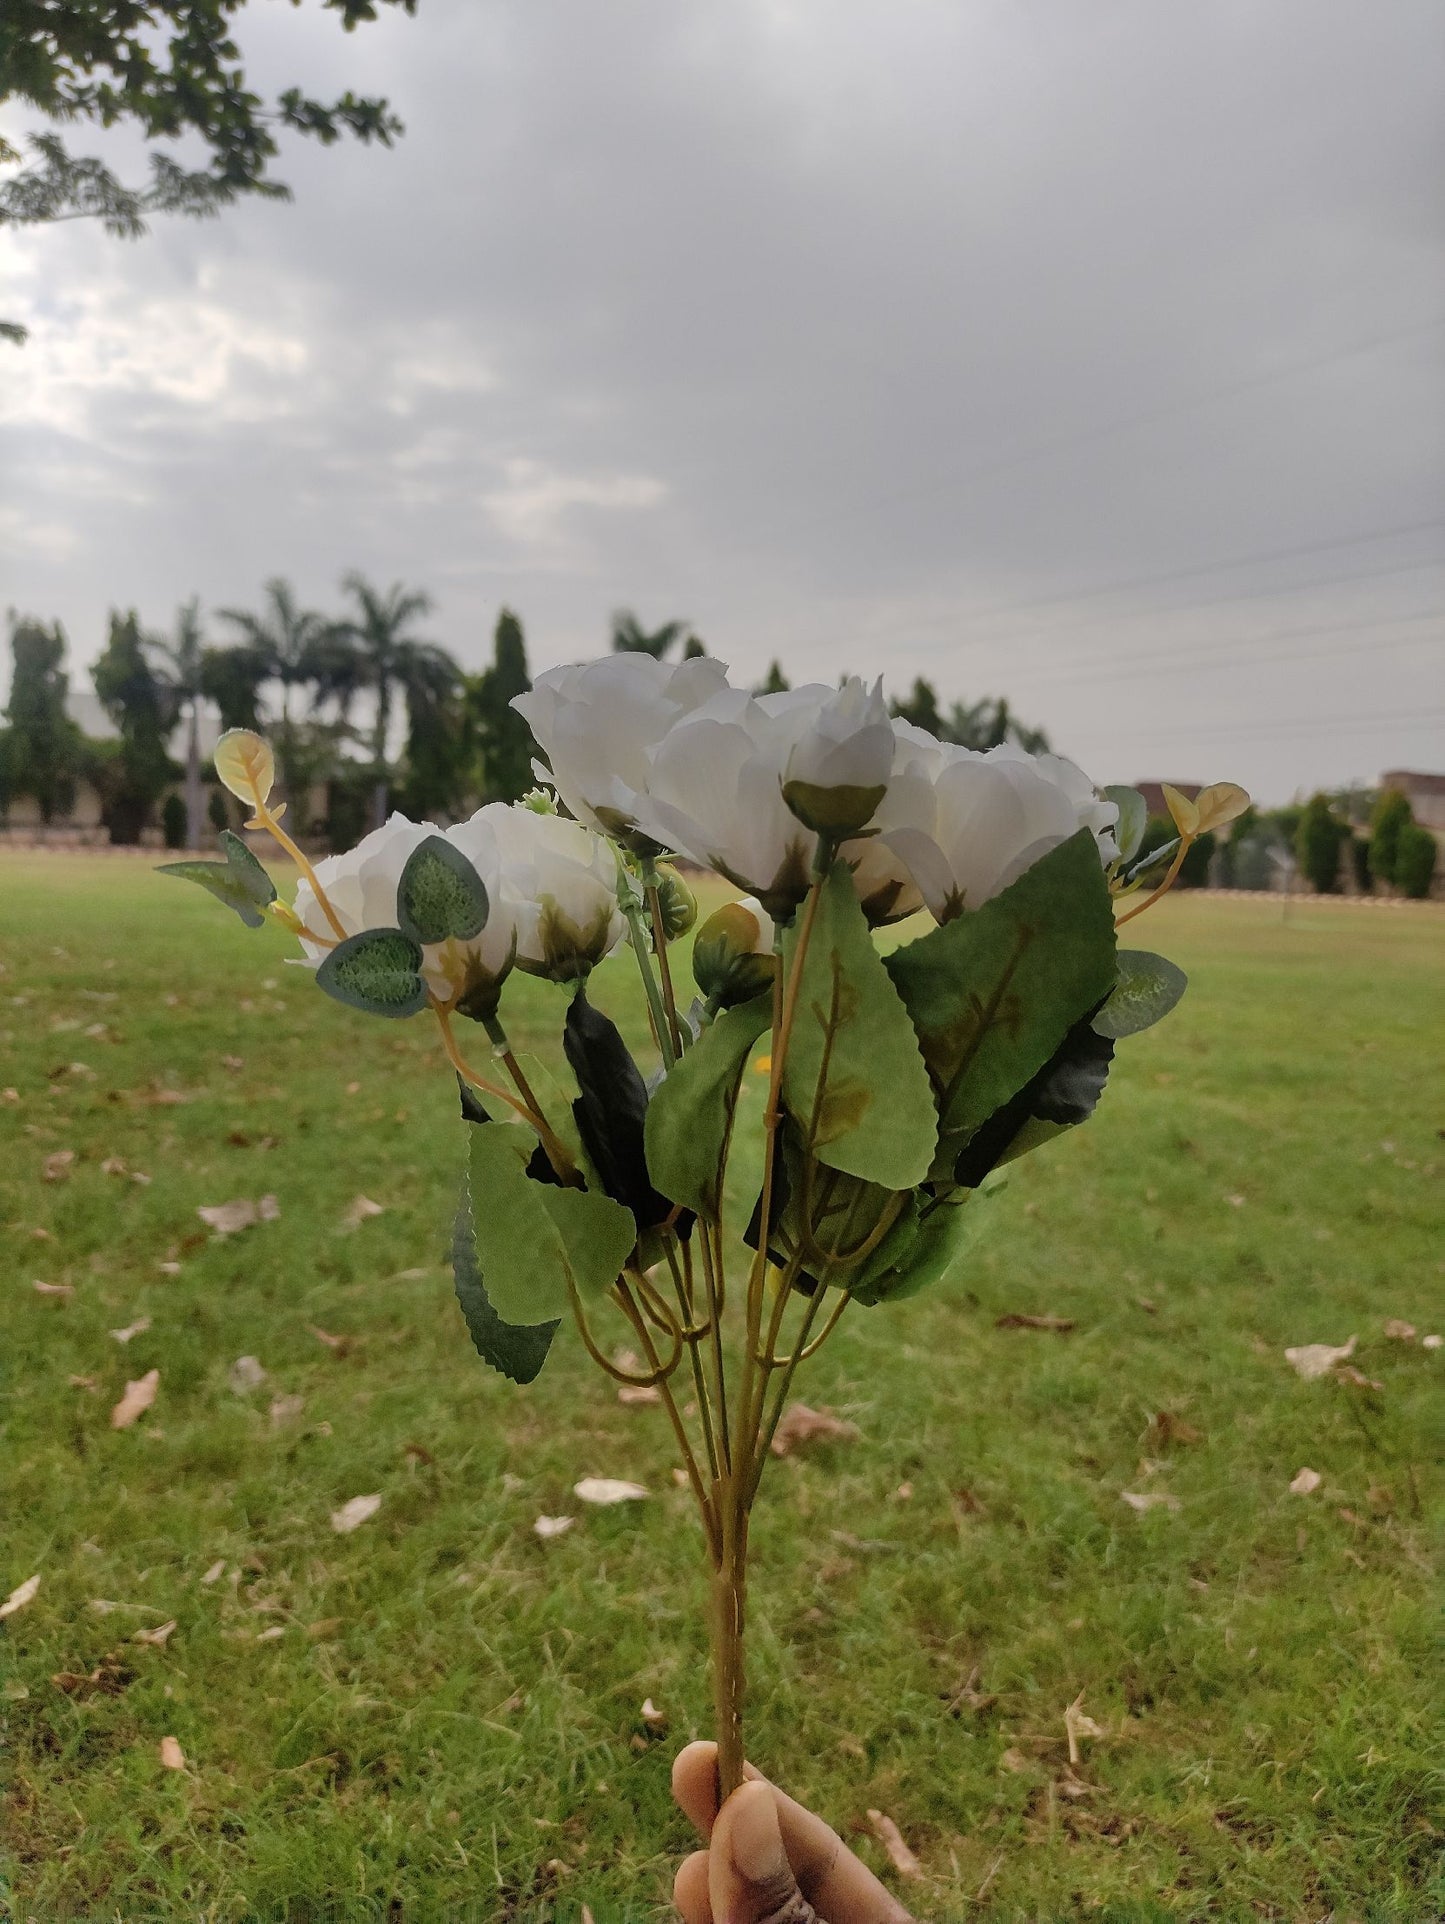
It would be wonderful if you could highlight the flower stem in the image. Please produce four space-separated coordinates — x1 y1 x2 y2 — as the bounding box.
248 797 349 943
1116 837 1192 926
711 1473 749 1801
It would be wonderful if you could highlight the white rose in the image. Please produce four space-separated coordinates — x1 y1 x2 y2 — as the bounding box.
293 812 523 1017
882 743 1118 922
462 802 627 981
631 685 821 916
781 676 894 834
511 653 729 845
839 718 947 924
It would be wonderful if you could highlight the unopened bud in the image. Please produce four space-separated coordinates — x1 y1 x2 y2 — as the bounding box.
692 897 777 1009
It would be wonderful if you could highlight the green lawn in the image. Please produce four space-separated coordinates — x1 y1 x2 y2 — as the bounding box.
2 855 1441 1922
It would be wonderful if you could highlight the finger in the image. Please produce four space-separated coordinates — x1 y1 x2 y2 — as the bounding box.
673 1849 713 1924
712 1780 820 1924
671 1741 764 1841
765 1786 914 1924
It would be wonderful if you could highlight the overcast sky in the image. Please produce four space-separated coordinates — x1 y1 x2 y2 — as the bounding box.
3 0 1443 803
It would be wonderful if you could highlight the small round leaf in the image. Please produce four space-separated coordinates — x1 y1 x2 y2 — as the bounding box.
316 928 428 1019
397 836 488 945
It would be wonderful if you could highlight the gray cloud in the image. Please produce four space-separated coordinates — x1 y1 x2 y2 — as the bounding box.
3 0 1443 801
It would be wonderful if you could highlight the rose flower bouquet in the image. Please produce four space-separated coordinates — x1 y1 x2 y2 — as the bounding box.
161 654 1246 1802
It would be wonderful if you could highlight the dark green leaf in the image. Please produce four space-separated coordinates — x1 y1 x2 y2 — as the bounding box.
467 1125 637 1323
397 835 488 944
852 1194 989 1306
452 1189 558 1384
885 829 1117 1142
316 927 428 1018
157 831 277 929
953 1014 1114 1188
645 996 771 1217
1103 786 1147 865
782 863 936 1190
563 990 676 1229
1094 949 1188 1039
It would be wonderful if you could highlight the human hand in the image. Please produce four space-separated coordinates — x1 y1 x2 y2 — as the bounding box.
672 1741 916 1924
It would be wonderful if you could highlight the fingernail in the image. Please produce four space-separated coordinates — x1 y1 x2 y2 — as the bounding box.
731 1786 786 1884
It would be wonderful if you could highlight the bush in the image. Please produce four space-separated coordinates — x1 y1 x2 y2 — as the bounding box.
1350 835 1372 892
161 793 187 849
1369 790 1412 887
1296 793 1348 893
207 788 229 833
1395 822 1438 900
1178 829 1216 888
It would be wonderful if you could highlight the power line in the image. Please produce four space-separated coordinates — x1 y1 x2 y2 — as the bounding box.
1108 707 1445 743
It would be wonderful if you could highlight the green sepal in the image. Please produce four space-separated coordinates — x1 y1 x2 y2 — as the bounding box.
1103 786 1147 865
467 1125 637 1324
397 835 489 945
1093 949 1187 1039
644 995 771 1217
316 927 428 1019
157 830 278 929
782 863 936 1191
885 829 1117 1142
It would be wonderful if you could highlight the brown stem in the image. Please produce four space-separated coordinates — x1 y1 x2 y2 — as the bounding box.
712 1475 749 1801
1116 837 1192 927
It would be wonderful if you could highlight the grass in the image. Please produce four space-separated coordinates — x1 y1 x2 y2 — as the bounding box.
1 853 1442 1923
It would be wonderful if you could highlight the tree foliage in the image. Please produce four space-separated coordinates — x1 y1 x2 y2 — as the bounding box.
890 675 1050 754
90 609 177 842
1295 793 1348 895
1395 821 1437 900
0 616 85 821
1367 789 1412 889
468 608 534 805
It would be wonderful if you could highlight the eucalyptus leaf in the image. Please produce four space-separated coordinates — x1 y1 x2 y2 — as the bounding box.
467 1125 636 1324
563 990 674 1229
1094 949 1188 1039
782 862 936 1191
157 831 278 929
316 928 428 1019
885 829 1117 1142
398 835 488 945
644 996 771 1217
1103 786 1148 865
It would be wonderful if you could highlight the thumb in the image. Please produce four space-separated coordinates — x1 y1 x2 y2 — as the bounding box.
711 1780 821 1924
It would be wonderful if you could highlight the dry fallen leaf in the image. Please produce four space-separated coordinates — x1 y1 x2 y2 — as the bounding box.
1423 1334 1443 1351
770 1403 861 1457
69 1373 99 1391
330 1493 382 1534
1335 1363 1384 1391
197 1196 279 1235
159 1735 185 1770
256 1625 285 1643
1120 1491 1181 1514
42 1149 75 1182
1284 1336 1356 1380
341 1194 386 1228
133 1619 177 1647
308 1325 352 1355
111 1369 160 1430
573 1477 649 1505
199 1560 227 1586
227 1356 267 1394
616 1384 662 1406
32 1279 73 1299
100 1156 128 1177
1383 1319 1416 1342
109 1317 152 1345
1151 1410 1203 1447
867 1810 922 1880
999 1746 1031 1774
221 1054 244 1071
640 1696 667 1730
0 1574 40 1619
995 1312 1075 1332
268 1393 305 1427
1064 1692 1105 1767
1289 1467 1323 1495
533 1514 575 1540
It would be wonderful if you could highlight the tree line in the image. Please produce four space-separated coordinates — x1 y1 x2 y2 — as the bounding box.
0 587 1057 851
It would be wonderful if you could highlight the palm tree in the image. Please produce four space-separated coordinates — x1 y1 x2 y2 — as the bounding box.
609 610 698 660
153 598 207 848
217 578 335 809
330 573 458 827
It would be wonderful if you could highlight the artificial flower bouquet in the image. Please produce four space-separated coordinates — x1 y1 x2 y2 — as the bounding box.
161 654 1245 1799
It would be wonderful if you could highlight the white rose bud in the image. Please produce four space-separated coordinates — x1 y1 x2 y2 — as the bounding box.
511 654 729 847
470 802 626 982
691 895 778 1009
781 676 894 836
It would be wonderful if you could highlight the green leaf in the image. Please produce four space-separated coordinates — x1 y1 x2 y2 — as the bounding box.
157 831 278 929
645 996 772 1217
885 829 1117 1142
316 928 428 1019
782 864 936 1190
1094 949 1188 1039
452 1189 558 1384
953 1014 1114 1187
851 1194 990 1307
467 1125 637 1324
397 835 488 945
1103 785 1147 865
